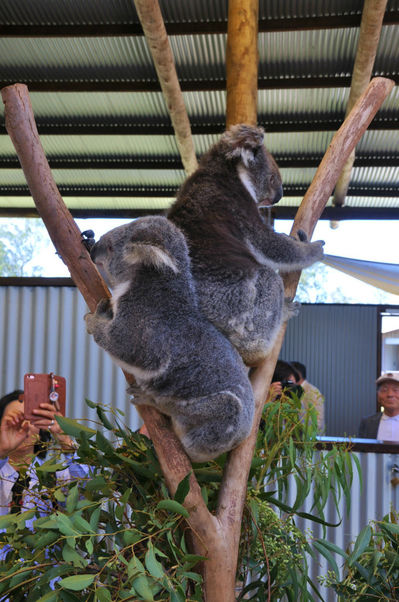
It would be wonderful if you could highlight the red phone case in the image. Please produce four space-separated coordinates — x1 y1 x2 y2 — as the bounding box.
23 373 66 423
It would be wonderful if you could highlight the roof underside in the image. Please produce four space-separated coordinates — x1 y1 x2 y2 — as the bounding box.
0 0 398 220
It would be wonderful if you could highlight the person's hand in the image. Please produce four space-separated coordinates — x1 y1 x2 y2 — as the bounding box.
32 403 75 452
0 409 30 458
267 381 283 402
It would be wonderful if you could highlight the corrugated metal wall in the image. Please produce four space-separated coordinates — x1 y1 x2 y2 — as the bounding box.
0 287 379 437
281 304 378 437
0 285 140 432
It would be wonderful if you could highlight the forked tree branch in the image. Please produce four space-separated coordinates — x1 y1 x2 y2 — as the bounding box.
1 76 394 601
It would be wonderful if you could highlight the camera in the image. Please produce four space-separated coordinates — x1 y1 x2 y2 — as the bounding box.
280 380 303 399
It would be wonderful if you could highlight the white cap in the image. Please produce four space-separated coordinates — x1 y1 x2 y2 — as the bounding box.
376 372 399 386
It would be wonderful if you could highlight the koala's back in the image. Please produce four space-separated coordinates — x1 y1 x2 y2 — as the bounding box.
169 171 284 364
170 168 261 274
122 263 255 460
119 264 250 396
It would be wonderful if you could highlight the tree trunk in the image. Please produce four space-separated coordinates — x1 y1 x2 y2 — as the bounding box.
226 0 259 128
1 76 394 600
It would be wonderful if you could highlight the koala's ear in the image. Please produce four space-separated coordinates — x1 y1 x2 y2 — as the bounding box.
124 243 179 273
222 124 265 167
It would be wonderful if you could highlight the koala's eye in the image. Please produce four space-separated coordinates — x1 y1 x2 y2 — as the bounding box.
107 242 113 253
269 174 275 185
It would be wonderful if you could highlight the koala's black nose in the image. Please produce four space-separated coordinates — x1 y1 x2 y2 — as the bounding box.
274 183 283 204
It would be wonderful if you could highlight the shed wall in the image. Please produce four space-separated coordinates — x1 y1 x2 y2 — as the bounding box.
280 304 378 437
0 286 379 437
0 285 140 432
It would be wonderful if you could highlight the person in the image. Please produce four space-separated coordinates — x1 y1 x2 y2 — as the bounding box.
291 361 325 432
267 360 303 402
0 389 88 520
358 373 399 441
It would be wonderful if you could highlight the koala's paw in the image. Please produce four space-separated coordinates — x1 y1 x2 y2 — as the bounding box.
311 239 325 260
283 298 300 320
96 297 113 318
128 384 155 406
84 312 96 334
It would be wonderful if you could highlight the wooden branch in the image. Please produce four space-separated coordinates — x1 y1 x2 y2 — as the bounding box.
0 81 212 553
2 76 394 602
214 76 395 599
133 0 198 176
226 0 259 128
333 0 388 207
0 85 109 311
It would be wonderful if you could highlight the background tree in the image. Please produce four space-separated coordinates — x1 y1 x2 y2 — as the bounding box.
0 219 50 276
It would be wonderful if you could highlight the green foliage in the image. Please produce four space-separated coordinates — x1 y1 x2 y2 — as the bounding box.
235 389 358 601
320 511 399 600
0 394 359 601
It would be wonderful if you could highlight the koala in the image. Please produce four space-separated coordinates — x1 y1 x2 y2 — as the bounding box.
168 124 324 366
84 216 254 463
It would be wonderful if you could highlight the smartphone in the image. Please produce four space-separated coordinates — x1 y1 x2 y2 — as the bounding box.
24 373 66 423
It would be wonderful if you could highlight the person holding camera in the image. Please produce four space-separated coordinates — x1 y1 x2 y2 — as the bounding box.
267 360 304 402
290 361 325 432
0 389 87 522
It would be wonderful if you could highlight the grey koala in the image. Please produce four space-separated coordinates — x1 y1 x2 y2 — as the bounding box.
84 216 254 462
168 124 324 366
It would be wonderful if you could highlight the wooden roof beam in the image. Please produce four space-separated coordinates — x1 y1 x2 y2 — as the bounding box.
0 115 397 135
133 0 197 175
0 12 398 37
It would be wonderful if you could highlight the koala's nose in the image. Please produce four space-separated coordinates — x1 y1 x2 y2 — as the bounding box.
273 183 283 204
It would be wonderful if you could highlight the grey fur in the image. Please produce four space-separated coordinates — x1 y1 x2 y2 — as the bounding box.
85 216 254 462
168 124 324 365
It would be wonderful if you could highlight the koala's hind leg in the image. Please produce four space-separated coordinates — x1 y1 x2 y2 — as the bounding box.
174 391 252 463
283 298 300 321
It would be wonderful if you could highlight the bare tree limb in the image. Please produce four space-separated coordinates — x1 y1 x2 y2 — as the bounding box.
333 0 388 207
133 0 198 175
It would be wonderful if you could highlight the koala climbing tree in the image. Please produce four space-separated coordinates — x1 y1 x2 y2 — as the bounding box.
169 124 325 366
1 77 394 602
85 216 254 462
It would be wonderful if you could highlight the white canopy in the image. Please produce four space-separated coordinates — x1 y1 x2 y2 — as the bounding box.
323 254 399 296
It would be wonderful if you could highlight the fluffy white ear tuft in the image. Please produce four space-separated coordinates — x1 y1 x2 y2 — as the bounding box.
222 124 264 165
124 243 179 273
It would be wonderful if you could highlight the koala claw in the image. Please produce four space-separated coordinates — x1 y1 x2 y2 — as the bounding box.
283 298 300 320
296 229 308 242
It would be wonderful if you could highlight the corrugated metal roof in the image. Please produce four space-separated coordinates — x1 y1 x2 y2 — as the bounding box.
0 1 397 218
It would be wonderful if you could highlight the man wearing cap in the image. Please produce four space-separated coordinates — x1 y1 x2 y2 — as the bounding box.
358 373 399 441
